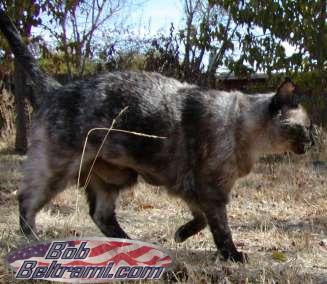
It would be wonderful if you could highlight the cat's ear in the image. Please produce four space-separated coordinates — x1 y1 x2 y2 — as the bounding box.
269 78 298 114
277 77 296 99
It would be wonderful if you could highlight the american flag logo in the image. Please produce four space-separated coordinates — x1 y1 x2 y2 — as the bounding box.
6 238 172 282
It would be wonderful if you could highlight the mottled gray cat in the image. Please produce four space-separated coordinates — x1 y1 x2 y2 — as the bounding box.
0 10 314 263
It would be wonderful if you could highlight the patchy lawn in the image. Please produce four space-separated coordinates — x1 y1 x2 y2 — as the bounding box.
0 137 326 283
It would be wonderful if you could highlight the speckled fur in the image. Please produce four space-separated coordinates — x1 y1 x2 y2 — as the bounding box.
18 73 313 262
0 11 314 262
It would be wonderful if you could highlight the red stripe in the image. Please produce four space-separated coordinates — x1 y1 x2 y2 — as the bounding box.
62 253 139 266
60 253 167 266
63 260 110 266
107 253 139 266
38 254 171 267
37 261 50 266
125 246 154 258
31 249 171 268
108 241 132 247
142 255 171 266
89 242 132 257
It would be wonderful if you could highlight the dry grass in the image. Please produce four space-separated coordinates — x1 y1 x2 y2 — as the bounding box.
0 136 326 283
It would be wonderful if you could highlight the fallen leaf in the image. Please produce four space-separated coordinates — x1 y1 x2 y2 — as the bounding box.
272 251 287 262
137 203 154 211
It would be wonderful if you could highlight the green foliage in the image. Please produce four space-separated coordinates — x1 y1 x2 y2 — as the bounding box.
104 52 147 72
1 0 326 95
39 53 69 75
211 0 327 72
293 70 327 94
1 0 131 77
39 0 128 77
0 0 45 71
0 0 44 34
271 251 287 262
39 52 102 78
293 71 327 127
145 24 181 78
115 53 146 71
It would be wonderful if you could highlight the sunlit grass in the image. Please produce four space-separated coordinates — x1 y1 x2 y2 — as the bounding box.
0 135 326 283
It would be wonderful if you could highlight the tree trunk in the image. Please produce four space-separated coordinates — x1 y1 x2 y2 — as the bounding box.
14 59 30 154
316 0 326 70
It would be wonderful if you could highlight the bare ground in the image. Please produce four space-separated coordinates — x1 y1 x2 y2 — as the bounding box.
0 138 326 284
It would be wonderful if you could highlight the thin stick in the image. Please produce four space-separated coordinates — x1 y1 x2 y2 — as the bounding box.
19 215 40 241
91 128 166 139
76 107 167 191
77 106 129 191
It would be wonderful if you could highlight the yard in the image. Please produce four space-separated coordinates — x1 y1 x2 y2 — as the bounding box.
0 136 326 283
